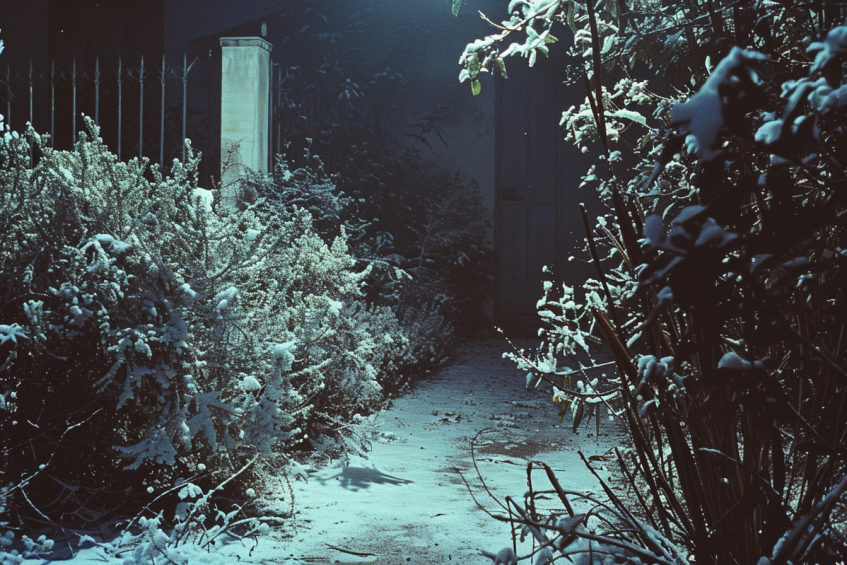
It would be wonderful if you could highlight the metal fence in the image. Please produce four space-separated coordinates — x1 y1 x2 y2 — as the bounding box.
2 51 305 182
0 53 221 175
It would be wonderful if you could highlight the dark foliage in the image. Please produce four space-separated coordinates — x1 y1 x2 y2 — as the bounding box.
268 0 492 342
468 1 847 564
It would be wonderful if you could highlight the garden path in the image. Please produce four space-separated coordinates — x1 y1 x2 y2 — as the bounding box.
265 337 627 565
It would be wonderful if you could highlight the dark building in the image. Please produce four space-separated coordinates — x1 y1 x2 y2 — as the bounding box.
0 0 600 324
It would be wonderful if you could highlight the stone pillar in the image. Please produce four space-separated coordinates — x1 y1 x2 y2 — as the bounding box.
219 37 271 207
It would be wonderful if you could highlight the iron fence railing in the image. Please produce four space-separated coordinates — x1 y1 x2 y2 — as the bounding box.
2 51 293 182
2 55 207 169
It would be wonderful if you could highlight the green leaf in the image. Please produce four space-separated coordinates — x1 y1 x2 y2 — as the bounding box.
496 57 508 79
452 0 462 16
600 34 615 55
471 79 481 96
572 399 585 433
467 52 480 74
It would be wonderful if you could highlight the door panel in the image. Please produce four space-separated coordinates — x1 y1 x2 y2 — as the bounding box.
499 205 529 310
496 59 559 317
495 45 597 320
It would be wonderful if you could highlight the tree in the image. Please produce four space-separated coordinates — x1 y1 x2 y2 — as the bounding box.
462 1 847 563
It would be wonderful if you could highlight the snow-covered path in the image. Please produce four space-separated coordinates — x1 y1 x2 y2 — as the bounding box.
64 338 625 565
269 338 626 564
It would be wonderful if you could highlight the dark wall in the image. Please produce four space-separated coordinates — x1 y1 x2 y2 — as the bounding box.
0 0 50 133
47 0 163 68
1 1 164 154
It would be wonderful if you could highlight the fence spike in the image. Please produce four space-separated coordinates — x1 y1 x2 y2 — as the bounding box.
6 61 11 131
29 59 33 126
50 59 55 147
95 57 100 126
19 55 198 160
139 55 144 160
72 58 77 144
160 54 165 169
118 56 122 160
182 53 188 163
276 65 282 160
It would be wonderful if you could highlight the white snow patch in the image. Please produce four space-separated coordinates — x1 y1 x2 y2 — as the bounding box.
192 187 215 212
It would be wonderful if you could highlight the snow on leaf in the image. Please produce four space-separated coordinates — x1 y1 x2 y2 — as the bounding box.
534 547 554 565
177 483 203 501
272 341 296 373
807 25 847 77
610 109 647 126
0 324 28 345
671 205 706 225
187 392 233 451
241 375 262 392
114 427 179 469
755 119 784 144
327 299 343 316
600 34 616 55
671 47 768 160
93 234 132 255
626 331 642 348
718 351 752 371
485 547 518 565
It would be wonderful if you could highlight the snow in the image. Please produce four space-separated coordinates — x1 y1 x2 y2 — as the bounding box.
0 324 28 345
271 341 296 372
671 47 767 160
240 375 262 392
93 234 133 255
327 298 343 316
808 24 847 75
813 83 847 112
191 188 214 212
755 119 783 144
717 351 764 371
37 339 625 564
212 287 239 312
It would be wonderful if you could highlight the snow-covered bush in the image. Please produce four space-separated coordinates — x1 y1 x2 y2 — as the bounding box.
0 119 408 535
263 3 492 349
85 459 272 565
464 2 847 564
246 145 490 374
345 165 491 361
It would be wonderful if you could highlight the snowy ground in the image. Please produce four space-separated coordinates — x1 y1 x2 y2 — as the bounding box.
63 338 626 564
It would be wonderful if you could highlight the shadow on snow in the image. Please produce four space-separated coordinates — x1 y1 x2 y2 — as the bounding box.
320 466 414 491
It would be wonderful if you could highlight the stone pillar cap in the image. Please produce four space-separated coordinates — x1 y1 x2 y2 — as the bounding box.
219 37 272 52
